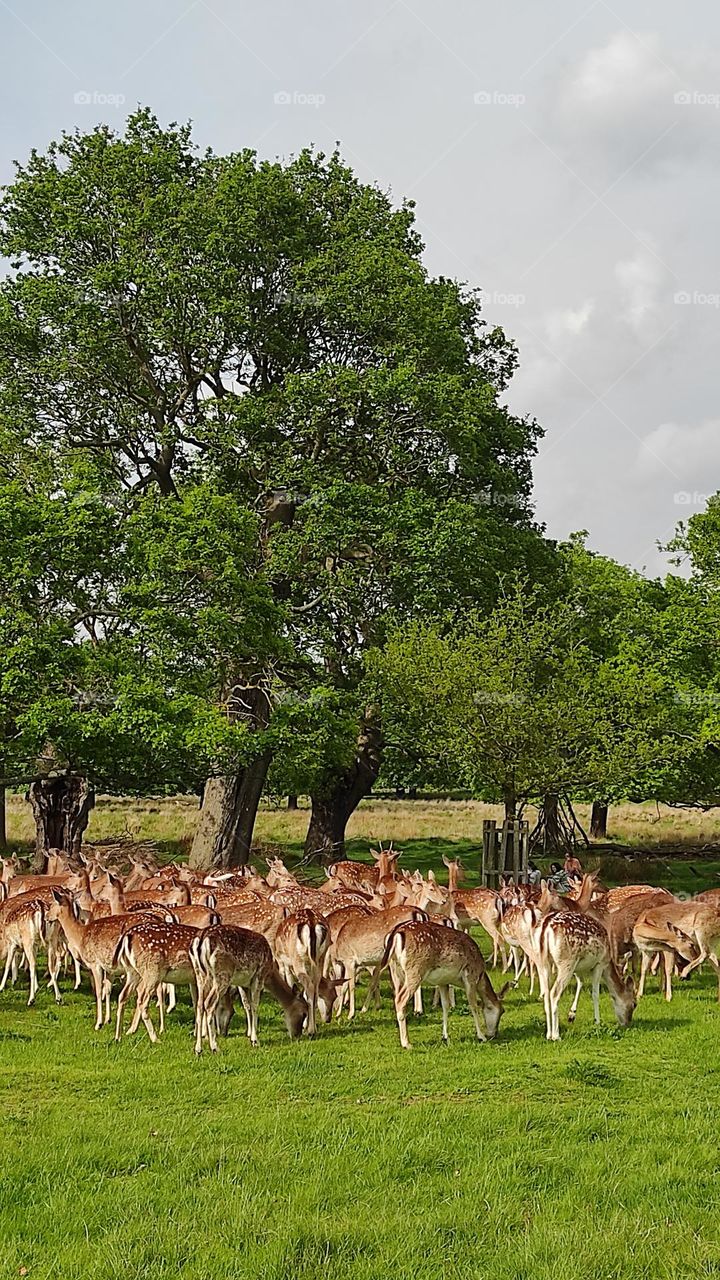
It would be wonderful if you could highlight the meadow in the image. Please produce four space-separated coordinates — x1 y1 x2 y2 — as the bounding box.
3 796 720 1279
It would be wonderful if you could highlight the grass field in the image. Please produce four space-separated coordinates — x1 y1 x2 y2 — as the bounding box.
4 800 720 1278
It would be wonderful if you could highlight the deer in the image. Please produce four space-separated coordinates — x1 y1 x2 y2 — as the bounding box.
272 909 330 1036
632 900 720 1001
218 899 288 941
0 896 49 1004
330 905 429 1019
45 890 174 1029
604 889 680 971
322 845 399 896
189 924 307 1053
378 920 508 1048
604 884 673 911
114 921 200 1042
529 908 636 1040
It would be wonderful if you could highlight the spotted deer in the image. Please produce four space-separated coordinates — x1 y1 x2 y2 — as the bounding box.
189 924 307 1053
530 908 635 1040
378 921 508 1048
272 909 330 1035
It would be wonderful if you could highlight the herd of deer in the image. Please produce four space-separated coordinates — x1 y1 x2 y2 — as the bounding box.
1 844 719 1051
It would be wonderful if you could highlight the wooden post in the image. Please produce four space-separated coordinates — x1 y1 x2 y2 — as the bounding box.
482 819 497 888
519 819 529 882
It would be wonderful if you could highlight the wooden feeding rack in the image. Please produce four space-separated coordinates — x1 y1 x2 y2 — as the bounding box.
481 818 529 887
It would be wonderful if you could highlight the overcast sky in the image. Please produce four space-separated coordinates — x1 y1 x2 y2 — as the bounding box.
2 0 719 576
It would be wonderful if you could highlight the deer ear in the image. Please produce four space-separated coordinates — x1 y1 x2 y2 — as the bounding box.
497 981 512 1000
427 869 436 883
442 855 451 868
370 848 381 861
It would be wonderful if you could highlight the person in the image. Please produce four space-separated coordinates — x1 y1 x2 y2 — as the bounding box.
564 852 583 880
547 862 572 894
527 860 542 886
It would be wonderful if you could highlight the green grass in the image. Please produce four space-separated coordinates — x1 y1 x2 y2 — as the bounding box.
3 860 720 1280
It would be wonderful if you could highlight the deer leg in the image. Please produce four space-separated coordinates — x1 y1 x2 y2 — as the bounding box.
346 962 357 1020
680 943 708 980
548 971 569 1041
393 981 412 1049
438 985 451 1042
591 968 601 1023
662 951 674 1001
165 982 176 1013
462 977 487 1042
136 985 158 1043
413 987 423 1015
114 973 136 1040
24 941 38 1005
567 975 583 1023
0 943 16 993
248 978 262 1045
304 977 316 1037
637 951 651 1000
360 962 382 1014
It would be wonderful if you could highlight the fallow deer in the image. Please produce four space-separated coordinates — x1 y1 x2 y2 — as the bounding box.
272 909 330 1035
189 924 307 1053
379 920 508 1048
530 908 635 1040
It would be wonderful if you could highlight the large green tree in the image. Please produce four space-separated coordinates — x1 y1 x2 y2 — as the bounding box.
0 110 547 865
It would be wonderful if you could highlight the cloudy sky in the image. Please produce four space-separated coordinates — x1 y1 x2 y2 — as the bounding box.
2 0 719 576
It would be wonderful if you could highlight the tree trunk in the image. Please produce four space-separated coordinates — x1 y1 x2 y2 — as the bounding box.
189 684 272 871
304 712 383 862
590 801 609 839
28 774 95 870
542 792 561 854
503 782 517 822
287 794 298 811
0 785 5 849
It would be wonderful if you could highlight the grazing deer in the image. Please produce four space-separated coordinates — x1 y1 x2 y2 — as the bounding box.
605 890 679 970
272 909 330 1035
190 924 307 1053
632 901 718 1001
379 921 508 1048
530 909 635 1040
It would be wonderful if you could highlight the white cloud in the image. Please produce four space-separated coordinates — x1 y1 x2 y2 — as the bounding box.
544 298 595 345
638 418 720 476
546 29 720 177
614 246 667 336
